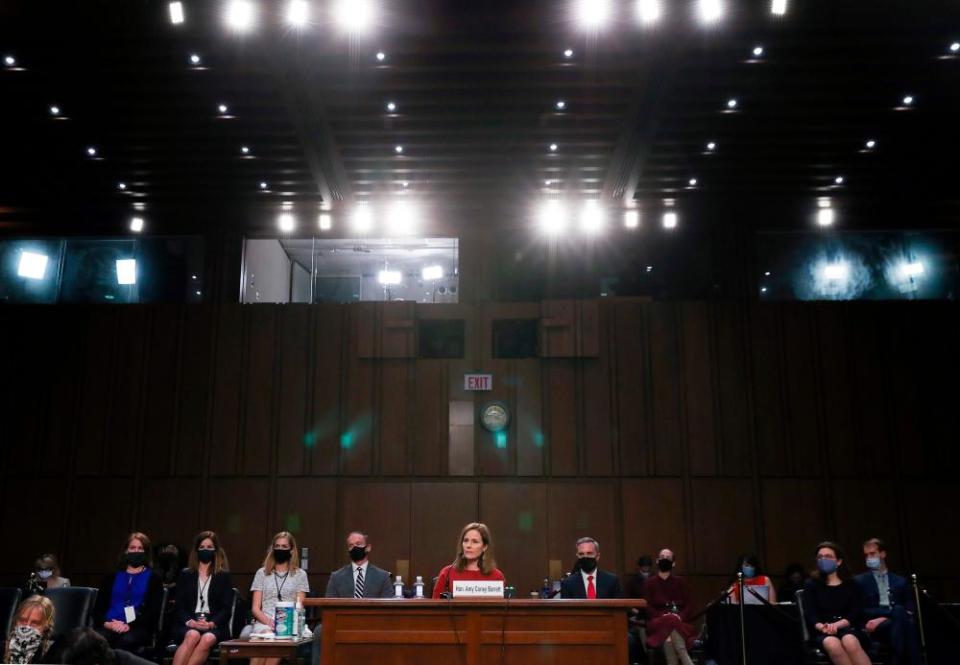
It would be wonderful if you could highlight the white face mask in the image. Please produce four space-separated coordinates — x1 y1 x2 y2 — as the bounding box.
38 570 54 580
14 625 41 640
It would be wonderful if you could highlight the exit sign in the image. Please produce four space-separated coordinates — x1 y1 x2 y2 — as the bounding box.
464 374 493 391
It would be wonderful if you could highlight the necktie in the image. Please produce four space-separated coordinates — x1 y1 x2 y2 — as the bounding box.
355 566 365 598
587 575 597 599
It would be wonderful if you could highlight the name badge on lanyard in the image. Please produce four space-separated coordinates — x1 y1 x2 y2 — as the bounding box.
124 606 137 623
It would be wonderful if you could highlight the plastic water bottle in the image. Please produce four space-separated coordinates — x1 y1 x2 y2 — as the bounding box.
414 576 424 598
394 575 404 598
294 600 304 638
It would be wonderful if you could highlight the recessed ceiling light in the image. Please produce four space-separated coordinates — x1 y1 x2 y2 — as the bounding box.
86 146 98 157
278 213 296 232
726 98 738 109
17 251 48 280
544 179 552 186
116 259 138 284
401 181 409 188
218 103 229 114
761 287 768 293
770 0 788 16
224 0 257 32
549 143 558 152
334 0 375 34
688 178 698 187
259 181 268 190
636 0 663 25
241 146 250 154
817 207 835 227
394 145 404 154
318 213 332 231
624 210 640 229
834 175 844 185
118 182 127 191
697 0 725 24
865 139 876 149
555 100 566 110
376 51 386 61
662 211 678 229
706 141 717 151
575 0 613 31
563 48 574 58
286 0 309 27
3 55 16 67
902 95 914 106
168 1 185 25
752 45 764 57
386 101 397 112
764 271 771 276
130 217 145 233
189 53 201 65
951 42 960 53
49 105 60 116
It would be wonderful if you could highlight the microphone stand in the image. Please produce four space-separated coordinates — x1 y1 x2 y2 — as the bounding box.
911 574 929 665
737 572 747 665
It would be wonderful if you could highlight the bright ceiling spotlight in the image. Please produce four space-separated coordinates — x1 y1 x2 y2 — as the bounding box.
86 146 98 157
706 141 717 151
387 200 418 235
377 269 402 285
376 51 386 61
17 251 48 280
726 98 738 109
386 101 397 112
3 55 16 67
278 213 296 232
116 259 137 285
259 181 268 190
224 0 257 32
771 0 788 16
697 0 724 24
688 178 698 187
49 105 60 116
624 210 640 229
579 200 605 234
394 145 404 154
574 0 613 30
563 48 574 58
549 143 558 152
555 100 566 110
351 203 374 233
823 262 849 281
899 261 925 278
951 42 960 53
130 217 145 233
636 0 663 25
662 211 678 229
537 200 569 235
334 0 375 34
817 207 835 227
752 45 764 57
168 1 185 25
902 95 914 106
189 53 201 65
834 175 844 185
241 146 250 155
117 182 127 191
218 103 229 114
422 265 444 281
318 213 332 231
286 0 309 27
865 139 876 149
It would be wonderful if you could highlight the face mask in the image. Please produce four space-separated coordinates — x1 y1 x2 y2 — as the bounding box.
657 559 674 572
865 557 881 571
349 546 367 562
273 548 292 564
578 557 597 573
14 624 41 640
197 549 216 564
741 565 756 579
125 552 146 567
37 570 53 580
817 558 838 575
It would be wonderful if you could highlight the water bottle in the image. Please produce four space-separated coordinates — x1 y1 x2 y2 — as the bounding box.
394 575 404 598
414 576 424 598
294 600 304 638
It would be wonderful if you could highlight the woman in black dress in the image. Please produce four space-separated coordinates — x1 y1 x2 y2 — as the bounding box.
802 541 871 665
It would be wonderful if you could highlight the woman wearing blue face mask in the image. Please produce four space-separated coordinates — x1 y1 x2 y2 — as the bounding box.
727 554 777 604
801 542 870 665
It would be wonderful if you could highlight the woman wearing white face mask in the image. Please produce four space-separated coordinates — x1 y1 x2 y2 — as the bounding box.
25 554 70 595
3 596 57 664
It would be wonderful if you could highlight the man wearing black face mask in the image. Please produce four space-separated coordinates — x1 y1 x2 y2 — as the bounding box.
560 537 622 599
325 532 393 599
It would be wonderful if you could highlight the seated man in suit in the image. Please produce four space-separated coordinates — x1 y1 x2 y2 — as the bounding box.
325 531 394 599
561 538 642 663
854 538 920 665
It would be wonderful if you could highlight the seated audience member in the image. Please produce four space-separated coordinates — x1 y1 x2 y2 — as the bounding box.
625 555 654 600
778 562 808 602
727 553 777 604
59 628 156 665
250 531 309 665
854 538 920 665
642 548 696 665
25 554 70 595
327 531 394 598
802 541 871 665
93 532 164 652
171 531 233 665
4 595 57 664
433 522 505 598
560 537 623 599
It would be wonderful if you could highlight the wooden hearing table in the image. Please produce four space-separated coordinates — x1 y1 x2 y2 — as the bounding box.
305 598 641 665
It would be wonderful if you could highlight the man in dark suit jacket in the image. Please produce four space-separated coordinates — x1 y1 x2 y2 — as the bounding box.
325 531 394 599
853 538 919 665
560 537 623 599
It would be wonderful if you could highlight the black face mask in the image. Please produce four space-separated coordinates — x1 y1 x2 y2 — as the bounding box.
126 552 146 568
273 548 292 564
657 558 674 572
197 549 216 564
578 557 598 573
349 546 367 562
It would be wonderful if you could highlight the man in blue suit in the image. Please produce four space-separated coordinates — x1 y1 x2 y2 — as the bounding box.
853 538 920 665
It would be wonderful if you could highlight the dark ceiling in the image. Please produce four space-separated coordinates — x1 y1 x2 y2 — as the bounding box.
1 0 959 236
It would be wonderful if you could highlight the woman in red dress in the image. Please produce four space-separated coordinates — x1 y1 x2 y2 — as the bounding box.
432 522 505 598
642 548 696 665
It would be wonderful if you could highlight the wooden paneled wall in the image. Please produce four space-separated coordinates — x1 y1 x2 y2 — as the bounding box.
1 300 958 607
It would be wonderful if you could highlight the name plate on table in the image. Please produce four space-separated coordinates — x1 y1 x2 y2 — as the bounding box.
452 580 504 598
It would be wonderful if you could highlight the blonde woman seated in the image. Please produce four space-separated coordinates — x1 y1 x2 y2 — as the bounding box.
4 595 57 664
249 531 309 665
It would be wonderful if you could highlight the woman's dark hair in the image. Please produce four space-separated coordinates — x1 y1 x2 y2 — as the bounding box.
733 553 763 578
60 628 116 665
814 541 852 582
